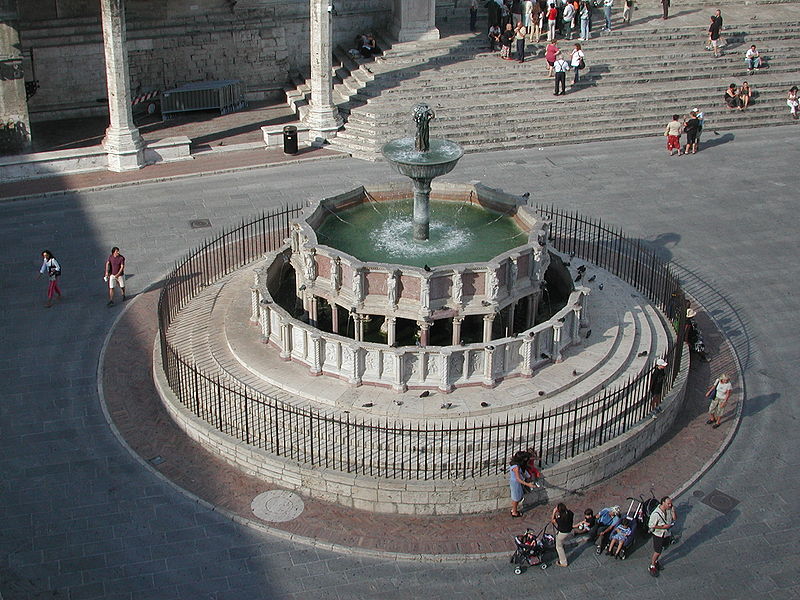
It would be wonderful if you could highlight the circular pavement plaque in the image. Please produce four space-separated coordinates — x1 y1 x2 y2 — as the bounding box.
251 490 305 522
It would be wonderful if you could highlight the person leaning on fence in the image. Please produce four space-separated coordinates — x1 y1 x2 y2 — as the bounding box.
509 450 536 517
650 358 667 417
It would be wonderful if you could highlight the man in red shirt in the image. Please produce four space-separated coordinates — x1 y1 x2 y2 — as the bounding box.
105 246 126 306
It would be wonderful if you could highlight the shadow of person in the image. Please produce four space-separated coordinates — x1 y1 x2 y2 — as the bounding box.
664 507 739 566
700 132 734 150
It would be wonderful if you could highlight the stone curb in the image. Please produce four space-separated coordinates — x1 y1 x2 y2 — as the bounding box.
0 151 348 204
668 292 746 502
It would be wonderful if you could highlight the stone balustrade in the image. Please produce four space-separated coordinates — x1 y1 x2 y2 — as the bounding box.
252 256 588 392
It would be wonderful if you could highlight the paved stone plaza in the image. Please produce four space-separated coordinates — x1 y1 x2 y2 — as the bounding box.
1 125 799 599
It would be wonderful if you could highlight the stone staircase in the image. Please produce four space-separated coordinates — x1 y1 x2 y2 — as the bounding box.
285 14 800 160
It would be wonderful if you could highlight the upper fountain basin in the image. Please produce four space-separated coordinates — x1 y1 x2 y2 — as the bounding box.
382 138 464 179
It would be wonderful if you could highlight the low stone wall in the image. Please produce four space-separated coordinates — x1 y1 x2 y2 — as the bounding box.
154 340 689 515
0 137 192 181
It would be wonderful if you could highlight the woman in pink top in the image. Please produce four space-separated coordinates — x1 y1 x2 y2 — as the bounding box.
545 41 559 76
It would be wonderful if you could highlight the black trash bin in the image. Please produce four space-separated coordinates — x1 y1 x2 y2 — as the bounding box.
283 125 298 155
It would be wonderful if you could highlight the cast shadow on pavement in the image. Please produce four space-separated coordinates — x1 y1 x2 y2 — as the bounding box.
740 392 780 418
663 507 740 566
700 132 734 150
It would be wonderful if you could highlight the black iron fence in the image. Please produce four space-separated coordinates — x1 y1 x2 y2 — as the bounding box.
157 204 686 480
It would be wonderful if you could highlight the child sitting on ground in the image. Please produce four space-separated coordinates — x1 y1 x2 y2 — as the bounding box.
575 508 596 533
606 517 632 557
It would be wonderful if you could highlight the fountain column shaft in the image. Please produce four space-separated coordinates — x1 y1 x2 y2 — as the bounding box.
412 177 432 241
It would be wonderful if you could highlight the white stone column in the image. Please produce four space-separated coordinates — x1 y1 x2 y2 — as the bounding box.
0 0 31 153
100 0 144 172
302 0 342 145
390 0 440 42
386 316 397 346
452 316 463 346
482 313 495 343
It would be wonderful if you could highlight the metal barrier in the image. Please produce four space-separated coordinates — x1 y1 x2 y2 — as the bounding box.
160 80 247 120
157 204 686 480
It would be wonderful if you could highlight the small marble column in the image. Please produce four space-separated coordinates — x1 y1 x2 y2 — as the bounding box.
0 0 31 153
418 320 430 346
482 313 495 343
354 315 365 342
100 0 144 172
483 345 496 387
331 302 340 334
309 296 319 327
386 316 397 346
302 0 342 145
552 322 564 363
452 316 463 346
506 302 516 337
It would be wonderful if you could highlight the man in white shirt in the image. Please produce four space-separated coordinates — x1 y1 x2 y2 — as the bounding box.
745 45 761 73
648 496 676 577
553 52 570 95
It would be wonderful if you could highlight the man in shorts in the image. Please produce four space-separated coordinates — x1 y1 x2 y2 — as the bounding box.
648 496 676 576
706 373 733 428
105 246 126 306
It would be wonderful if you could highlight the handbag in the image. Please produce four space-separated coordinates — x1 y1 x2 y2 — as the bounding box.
705 381 718 399
578 57 585 69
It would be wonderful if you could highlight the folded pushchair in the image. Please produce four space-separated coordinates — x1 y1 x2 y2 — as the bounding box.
509 526 555 574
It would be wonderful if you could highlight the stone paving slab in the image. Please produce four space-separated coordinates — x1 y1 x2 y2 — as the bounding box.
102 281 739 558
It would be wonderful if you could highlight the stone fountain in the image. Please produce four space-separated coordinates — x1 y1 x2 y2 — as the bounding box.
381 103 464 241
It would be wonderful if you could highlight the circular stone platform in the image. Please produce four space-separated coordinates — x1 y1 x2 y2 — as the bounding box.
102 287 741 557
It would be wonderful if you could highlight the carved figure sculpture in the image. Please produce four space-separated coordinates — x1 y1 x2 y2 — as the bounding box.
412 103 435 152
303 247 317 281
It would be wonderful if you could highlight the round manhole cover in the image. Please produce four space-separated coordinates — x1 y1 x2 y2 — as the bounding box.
251 490 305 522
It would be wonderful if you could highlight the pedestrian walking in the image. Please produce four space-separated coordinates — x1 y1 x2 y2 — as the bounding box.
562 0 575 39
545 40 559 76
551 502 575 566
38 250 62 308
570 43 585 84
470 0 479 31
664 116 682 156
660 0 669 19
579 0 590 39
553 52 570 95
515 21 527 61
501 22 515 59
104 246 126 306
648 496 677 577
547 3 558 41
622 0 633 24
705 373 732 428
682 111 700 154
708 14 722 57
787 86 799 119
692 106 705 148
602 0 613 31
650 358 668 415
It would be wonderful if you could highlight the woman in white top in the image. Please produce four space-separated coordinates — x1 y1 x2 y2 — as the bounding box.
705 373 732 428
570 43 585 84
38 249 62 308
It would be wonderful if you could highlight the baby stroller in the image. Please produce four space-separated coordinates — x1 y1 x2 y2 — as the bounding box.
599 495 658 560
509 526 555 574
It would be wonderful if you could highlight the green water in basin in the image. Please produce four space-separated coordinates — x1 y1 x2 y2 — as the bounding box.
314 198 526 268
